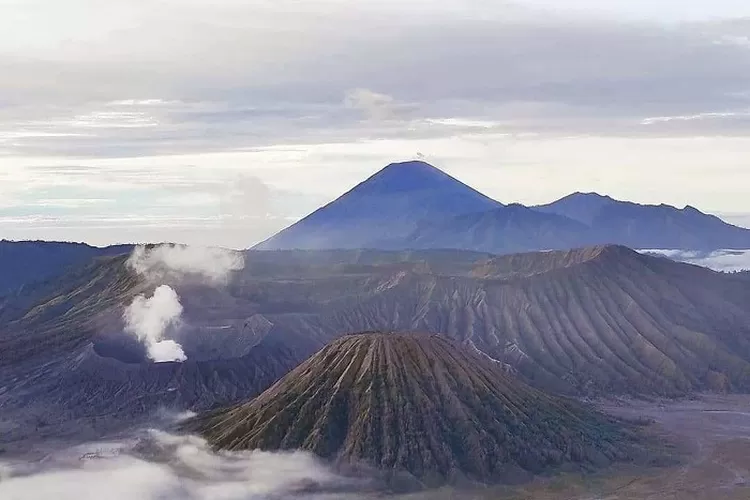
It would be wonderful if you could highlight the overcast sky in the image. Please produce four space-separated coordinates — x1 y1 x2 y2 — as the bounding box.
1 0 750 248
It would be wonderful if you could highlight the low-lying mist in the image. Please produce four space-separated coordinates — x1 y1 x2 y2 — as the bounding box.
642 248 750 272
0 425 502 500
0 430 369 500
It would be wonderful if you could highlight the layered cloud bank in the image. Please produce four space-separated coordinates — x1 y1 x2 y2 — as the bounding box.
4 1 750 248
0 429 482 499
643 249 750 272
0 431 357 500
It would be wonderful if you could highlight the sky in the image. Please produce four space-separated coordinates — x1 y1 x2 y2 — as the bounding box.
1 0 750 248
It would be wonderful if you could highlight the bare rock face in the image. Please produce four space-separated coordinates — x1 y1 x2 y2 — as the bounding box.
6 245 750 449
186 333 633 487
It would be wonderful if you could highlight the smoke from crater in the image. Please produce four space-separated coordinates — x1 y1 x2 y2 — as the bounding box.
127 244 245 285
123 285 186 363
122 244 246 363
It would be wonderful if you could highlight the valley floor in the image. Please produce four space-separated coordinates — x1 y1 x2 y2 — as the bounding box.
398 395 750 500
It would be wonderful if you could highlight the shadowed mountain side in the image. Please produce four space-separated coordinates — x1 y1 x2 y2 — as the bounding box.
402 204 592 254
304 246 750 395
536 193 750 250
256 162 750 253
5 245 750 448
185 333 636 488
0 253 140 368
255 161 502 250
0 240 132 297
239 248 495 279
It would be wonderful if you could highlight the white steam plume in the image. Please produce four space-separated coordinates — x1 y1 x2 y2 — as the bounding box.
124 285 186 363
127 244 245 284
122 244 245 363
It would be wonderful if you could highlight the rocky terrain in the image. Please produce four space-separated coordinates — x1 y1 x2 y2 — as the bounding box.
3 244 750 449
186 332 637 488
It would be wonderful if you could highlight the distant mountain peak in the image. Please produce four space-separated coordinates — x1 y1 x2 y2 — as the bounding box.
255 160 502 251
354 160 471 195
552 192 706 214
589 244 641 260
384 159 438 171
682 204 704 213
568 191 614 200
257 159 750 253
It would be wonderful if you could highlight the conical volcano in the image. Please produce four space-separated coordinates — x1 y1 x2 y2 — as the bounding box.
186 332 633 486
254 161 501 250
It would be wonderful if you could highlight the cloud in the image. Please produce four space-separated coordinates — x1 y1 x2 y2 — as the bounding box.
641 110 750 125
3 1 750 246
2 2 750 161
218 175 272 221
715 35 750 48
0 162 324 248
344 89 416 121
123 285 186 363
0 430 359 500
127 244 245 283
642 248 750 272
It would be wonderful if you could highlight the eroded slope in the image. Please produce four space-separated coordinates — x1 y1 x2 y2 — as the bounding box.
187 333 634 486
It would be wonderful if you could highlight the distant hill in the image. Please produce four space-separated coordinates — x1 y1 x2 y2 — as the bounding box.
186 333 634 488
535 192 750 250
402 203 591 254
257 162 750 253
0 240 132 297
255 161 502 250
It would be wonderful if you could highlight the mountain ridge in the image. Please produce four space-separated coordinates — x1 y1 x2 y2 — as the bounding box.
536 192 750 250
4 245 750 449
0 240 132 297
257 161 750 253
402 203 592 254
469 244 646 279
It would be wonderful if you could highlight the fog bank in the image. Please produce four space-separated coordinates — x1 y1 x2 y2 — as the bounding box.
0 431 362 500
642 248 750 272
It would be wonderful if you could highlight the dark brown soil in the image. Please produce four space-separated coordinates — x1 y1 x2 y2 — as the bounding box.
185 332 637 487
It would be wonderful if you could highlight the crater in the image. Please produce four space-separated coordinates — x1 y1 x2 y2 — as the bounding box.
92 334 149 364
